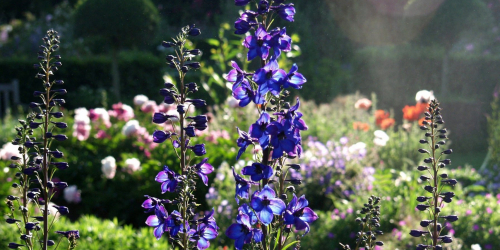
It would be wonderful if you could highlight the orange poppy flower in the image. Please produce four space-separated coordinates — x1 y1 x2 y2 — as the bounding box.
353 121 370 131
418 117 426 126
403 103 429 122
375 110 389 125
380 118 395 130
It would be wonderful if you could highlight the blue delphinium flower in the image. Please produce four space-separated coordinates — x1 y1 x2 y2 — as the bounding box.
226 213 263 250
269 27 292 57
267 120 300 159
233 168 257 203
284 194 318 235
244 25 271 61
194 158 214 186
155 166 180 193
166 210 185 237
189 223 218 250
249 112 271 148
226 61 247 86
234 11 259 35
283 64 306 89
250 185 286 225
242 163 273 181
236 128 257 160
273 3 296 22
252 59 286 103
145 205 169 240
232 79 255 107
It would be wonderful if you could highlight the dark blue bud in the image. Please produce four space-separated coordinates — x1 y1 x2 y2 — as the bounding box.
51 122 67 129
188 28 201 36
7 195 19 201
45 132 52 138
442 149 453 154
416 204 430 211
20 234 32 240
8 243 25 249
166 55 176 62
53 205 69 215
409 230 428 237
24 141 41 148
54 182 68 188
423 158 433 163
50 150 64 158
164 82 175 89
418 149 429 154
51 162 69 170
420 175 431 181
22 167 40 175
185 62 201 69
48 112 63 118
54 62 62 67
29 102 42 109
440 159 451 165
181 66 189 73
419 125 428 130
47 240 55 246
187 49 201 55
186 82 198 92
440 215 458 222
25 222 37 230
53 134 68 141
440 173 448 178
185 126 196 137
51 89 67 95
416 196 430 202
419 139 428 144
33 91 44 97
177 105 185 114
442 179 458 185
152 130 173 143
417 166 429 171
162 41 176 48
10 156 21 161
375 241 384 246
55 80 64 85
420 220 432 227
47 181 55 188
186 99 206 108
189 144 206 156
6 218 21 224
439 235 453 243
424 185 435 193
35 73 45 79
153 112 176 124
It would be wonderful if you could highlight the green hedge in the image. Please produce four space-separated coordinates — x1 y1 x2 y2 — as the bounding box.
0 51 164 109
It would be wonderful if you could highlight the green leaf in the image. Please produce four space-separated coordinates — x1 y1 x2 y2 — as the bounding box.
282 241 299 250
206 38 220 46
274 227 281 250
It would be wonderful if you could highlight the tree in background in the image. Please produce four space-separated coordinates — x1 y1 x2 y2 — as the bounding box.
73 0 160 100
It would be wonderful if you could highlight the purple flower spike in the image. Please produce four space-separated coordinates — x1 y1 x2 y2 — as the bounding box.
155 166 179 193
250 185 286 225
145 205 169 240
283 64 306 90
284 194 318 235
242 162 273 182
195 158 214 185
253 60 286 103
244 25 271 61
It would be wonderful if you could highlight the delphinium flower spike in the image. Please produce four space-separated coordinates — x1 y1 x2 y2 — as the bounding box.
142 25 218 250
225 1 317 250
410 99 458 250
340 195 384 250
5 29 78 250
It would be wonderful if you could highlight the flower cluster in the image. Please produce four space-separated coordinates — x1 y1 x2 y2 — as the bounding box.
5 29 78 250
340 195 384 250
225 1 317 250
403 90 434 124
141 25 218 250
410 99 458 249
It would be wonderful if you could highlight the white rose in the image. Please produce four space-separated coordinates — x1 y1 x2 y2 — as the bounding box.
133 94 149 106
415 90 435 104
101 156 117 179
124 158 141 174
373 130 390 146
122 120 141 136
63 185 81 203
74 107 89 117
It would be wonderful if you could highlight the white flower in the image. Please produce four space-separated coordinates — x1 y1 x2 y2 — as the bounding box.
124 158 141 174
101 156 117 179
415 90 435 104
348 142 366 155
133 94 149 106
64 185 81 203
74 107 89 117
471 244 482 250
122 120 141 136
373 130 390 146
0 142 22 161
166 110 180 122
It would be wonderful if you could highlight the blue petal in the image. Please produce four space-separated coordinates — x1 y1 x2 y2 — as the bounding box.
287 194 298 211
259 185 276 199
160 180 171 194
146 215 160 227
259 206 274 225
284 210 295 225
300 207 318 223
269 198 286 215
203 227 218 240
253 229 263 242
296 195 309 210
197 237 209 250
226 224 245 240
155 171 168 182
153 223 165 240
234 235 245 250
251 196 264 212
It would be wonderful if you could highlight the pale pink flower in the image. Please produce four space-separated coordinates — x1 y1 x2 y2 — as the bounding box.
0 142 22 161
124 158 141 174
354 98 372 110
122 120 141 137
89 108 111 128
110 102 134 121
101 156 116 179
73 109 91 141
487 207 493 214
63 185 81 204
133 94 149 106
141 100 159 113
158 102 175 112
95 130 109 139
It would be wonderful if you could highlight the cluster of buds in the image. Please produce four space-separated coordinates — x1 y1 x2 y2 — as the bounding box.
340 195 384 250
411 99 458 250
5 29 78 250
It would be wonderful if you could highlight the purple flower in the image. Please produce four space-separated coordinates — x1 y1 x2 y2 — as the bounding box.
234 11 258 35
145 205 169 240
55 230 80 239
236 127 257 160
142 195 171 213
249 112 271 148
226 61 248 85
250 185 286 225
189 144 206 156
166 210 186 236
189 224 218 250
233 168 257 203
195 158 214 185
269 27 292 57
232 79 255 107
252 60 286 103
267 120 300 159
155 166 180 193
187 115 208 131
242 162 273 181
197 209 219 230
226 213 263 250
283 64 306 89
238 204 258 225
244 25 271 61
257 0 270 14
273 3 295 22
284 194 318 235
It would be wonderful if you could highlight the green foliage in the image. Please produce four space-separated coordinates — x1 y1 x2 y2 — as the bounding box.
0 52 164 109
73 0 160 50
